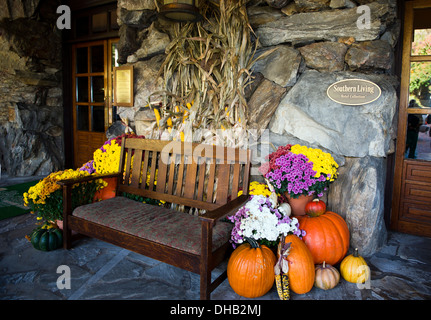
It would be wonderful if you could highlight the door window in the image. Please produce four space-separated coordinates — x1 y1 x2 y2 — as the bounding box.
405 12 431 161
74 42 106 133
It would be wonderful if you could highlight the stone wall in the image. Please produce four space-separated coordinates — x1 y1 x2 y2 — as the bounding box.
250 0 400 256
116 0 400 256
0 0 64 176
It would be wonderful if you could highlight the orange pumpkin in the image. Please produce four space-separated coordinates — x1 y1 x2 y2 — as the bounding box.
281 234 315 294
227 238 277 298
304 199 326 217
314 261 340 290
297 211 350 265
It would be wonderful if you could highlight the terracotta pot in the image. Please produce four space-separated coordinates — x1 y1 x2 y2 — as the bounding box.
94 177 117 201
56 220 77 235
285 193 314 216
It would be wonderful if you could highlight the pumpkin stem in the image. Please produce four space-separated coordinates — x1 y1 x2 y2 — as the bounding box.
244 237 260 249
353 248 359 257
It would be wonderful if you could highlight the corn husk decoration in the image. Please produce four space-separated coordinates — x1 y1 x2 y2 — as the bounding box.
274 236 291 300
265 178 279 207
265 178 292 216
150 0 277 147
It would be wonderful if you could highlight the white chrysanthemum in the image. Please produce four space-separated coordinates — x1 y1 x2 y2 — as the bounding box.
229 194 303 246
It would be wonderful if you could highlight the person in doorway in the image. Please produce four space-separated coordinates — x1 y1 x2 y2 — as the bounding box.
427 114 431 137
406 113 421 159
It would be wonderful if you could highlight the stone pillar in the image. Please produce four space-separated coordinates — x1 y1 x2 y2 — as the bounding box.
269 70 398 256
328 156 388 257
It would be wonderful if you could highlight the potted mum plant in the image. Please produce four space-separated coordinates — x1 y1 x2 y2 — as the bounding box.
80 133 146 200
259 144 339 216
24 169 107 226
227 181 305 249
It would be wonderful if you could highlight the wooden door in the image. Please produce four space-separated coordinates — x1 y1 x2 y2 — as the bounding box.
72 39 119 168
391 0 431 237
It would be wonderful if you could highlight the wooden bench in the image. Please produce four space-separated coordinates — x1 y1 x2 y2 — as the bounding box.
57 137 251 300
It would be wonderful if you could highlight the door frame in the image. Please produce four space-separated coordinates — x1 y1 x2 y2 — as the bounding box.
391 0 431 237
61 1 118 169
71 40 108 168
70 38 119 169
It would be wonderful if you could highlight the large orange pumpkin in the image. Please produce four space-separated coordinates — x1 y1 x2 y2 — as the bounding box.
282 234 315 294
297 210 350 265
227 238 276 298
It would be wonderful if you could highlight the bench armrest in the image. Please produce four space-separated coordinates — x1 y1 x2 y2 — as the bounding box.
56 172 122 187
200 194 249 223
57 171 122 220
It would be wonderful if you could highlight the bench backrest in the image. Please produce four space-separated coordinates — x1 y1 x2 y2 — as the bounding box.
117 137 251 211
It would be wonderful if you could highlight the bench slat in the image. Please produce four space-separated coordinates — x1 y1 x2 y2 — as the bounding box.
184 156 198 199
216 163 230 205
140 149 150 189
167 154 177 195
131 149 143 188
175 154 185 197
124 148 133 184
148 151 158 190
156 151 169 193
196 161 206 201
206 162 216 203
231 162 241 200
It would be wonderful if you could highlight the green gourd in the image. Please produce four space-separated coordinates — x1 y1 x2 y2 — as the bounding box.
30 226 63 251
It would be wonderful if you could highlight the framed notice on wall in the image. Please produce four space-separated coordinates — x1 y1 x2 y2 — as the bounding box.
113 65 134 107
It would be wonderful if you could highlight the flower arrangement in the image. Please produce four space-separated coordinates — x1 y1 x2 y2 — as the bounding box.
80 133 145 174
93 139 123 174
290 145 338 195
228 181 304 248
23 169 107 223
227 194 305 248
237 181 273 198
259 144 338 199
80 132 165 206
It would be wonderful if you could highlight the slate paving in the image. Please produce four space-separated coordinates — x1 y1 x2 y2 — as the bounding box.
1 212 431 302
1 175 431 304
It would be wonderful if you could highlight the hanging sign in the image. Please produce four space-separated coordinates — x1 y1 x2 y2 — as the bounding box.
114 65 134 107
326 79 381 105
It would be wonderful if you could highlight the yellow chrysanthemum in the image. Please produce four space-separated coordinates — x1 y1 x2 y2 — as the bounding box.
93 140 123 174
290 145 338 181
238 181 273 197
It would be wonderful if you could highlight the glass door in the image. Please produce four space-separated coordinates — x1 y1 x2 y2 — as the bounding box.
391 1 431 238
72 39 119 168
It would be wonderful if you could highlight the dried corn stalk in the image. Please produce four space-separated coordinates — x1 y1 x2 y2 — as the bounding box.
150 0 276 147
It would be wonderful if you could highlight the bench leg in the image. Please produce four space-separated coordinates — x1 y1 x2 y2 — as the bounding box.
200 267 211 300
200 220 212 300
63 226 72 250
62 186 72 250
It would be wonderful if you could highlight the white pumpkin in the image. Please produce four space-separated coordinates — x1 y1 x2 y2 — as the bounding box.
278 202 291 217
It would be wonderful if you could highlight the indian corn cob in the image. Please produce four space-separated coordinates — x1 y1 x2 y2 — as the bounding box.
274 236 291 300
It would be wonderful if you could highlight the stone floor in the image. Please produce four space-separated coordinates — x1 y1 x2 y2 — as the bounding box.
1 175 431 303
